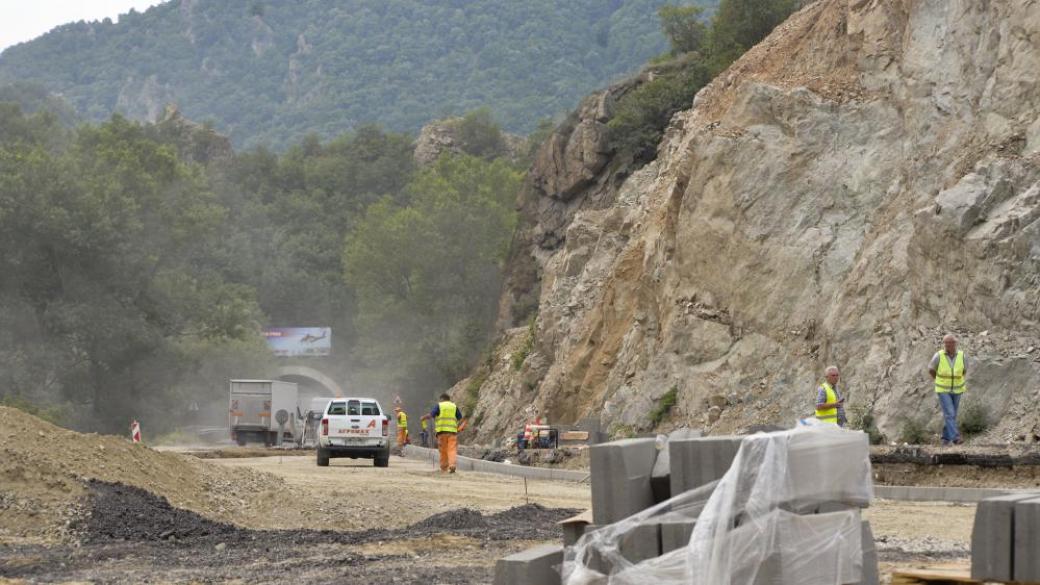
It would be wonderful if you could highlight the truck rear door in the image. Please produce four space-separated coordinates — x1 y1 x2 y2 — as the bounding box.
325 400 386 446
230 382 270 430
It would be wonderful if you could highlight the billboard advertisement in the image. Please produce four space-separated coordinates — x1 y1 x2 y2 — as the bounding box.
263 327 331 357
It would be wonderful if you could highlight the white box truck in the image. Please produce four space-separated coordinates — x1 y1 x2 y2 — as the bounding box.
229 379 300 446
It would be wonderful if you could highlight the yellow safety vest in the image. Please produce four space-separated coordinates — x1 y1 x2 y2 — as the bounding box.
435 401 458 434
934 351 966 394
814 382 838 423
421 418 428 430
397 411 408 427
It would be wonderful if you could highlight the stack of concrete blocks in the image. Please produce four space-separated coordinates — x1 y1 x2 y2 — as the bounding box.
971 491 1040 582
494 429 878 585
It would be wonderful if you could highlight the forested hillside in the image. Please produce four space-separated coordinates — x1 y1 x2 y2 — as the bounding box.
0 103 520 434
0 0 714 149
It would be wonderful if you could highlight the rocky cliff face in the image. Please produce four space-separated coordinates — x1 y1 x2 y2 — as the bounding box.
462 0 1040 444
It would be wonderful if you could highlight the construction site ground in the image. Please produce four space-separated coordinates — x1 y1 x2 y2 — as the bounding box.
0 408 1016 583
1 452 978 584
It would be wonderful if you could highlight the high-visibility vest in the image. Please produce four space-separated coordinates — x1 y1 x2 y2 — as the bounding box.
934 350 966 394
421 418 428 430
435 401 459 433
397 411 408 427
814 382 839 423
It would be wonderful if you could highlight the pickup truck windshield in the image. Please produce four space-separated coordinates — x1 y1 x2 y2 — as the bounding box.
328 402 346 415
362 402 380 416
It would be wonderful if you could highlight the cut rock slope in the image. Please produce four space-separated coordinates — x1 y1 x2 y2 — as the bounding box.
466 0 1040 442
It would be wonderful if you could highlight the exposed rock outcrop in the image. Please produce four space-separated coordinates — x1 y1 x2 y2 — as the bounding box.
413 118 526 165
464 0 1040 444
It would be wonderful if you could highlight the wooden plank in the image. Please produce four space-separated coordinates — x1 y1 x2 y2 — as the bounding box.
890 567 979 585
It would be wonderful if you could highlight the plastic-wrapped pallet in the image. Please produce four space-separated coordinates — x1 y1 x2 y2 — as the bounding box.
562 426 873 585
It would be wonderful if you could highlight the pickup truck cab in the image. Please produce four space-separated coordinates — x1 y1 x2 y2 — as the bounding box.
317 398 390 467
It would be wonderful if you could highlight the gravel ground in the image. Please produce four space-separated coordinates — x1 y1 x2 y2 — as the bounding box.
0 479 577 584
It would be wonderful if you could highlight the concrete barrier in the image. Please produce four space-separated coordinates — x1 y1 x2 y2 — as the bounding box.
400 445 590 482
876 485 1019 503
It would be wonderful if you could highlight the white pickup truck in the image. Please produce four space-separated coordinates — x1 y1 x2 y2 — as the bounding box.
317 397 390 467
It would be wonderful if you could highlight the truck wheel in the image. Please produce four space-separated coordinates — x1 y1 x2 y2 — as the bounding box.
317 448 330 467
374 449 389 468
235 435 247 446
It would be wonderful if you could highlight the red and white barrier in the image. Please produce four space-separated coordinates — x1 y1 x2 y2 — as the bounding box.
130 420 142 443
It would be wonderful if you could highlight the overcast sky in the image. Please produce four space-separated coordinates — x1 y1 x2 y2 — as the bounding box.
0 0 164 52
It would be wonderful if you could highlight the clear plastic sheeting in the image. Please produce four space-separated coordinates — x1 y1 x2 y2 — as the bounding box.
563 426 873 585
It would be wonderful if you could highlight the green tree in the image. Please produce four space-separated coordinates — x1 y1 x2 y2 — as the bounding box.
344 155 521 390
0 110 268 432
658 4 707 55
454 108 508 160
708 0 798 70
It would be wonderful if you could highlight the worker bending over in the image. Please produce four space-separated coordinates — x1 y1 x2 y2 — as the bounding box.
422 393 466 473
929 333 968 445
814 366 847 427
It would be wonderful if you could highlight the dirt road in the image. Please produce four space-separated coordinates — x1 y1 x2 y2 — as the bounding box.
207 455 591 531
1 451 978 584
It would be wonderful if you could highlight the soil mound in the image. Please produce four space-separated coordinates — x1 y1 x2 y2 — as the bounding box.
79 480 239 543
409 508 488 531
0 406 283 542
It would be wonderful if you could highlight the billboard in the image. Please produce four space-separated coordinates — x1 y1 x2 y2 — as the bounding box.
263 327 331 357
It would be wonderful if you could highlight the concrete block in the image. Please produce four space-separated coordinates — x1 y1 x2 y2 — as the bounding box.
785 431 871 509
669 436 743 497
583 522 661 575
660 519 696 553
618 522 661 564
494 544 563 585
559 510 593 547
590 438 658 524
1013 496 1040 583
728 510 862 585
971 493 1039 581
853 520 879 585
651 428 703 503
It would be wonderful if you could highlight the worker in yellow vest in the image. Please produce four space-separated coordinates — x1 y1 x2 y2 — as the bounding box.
394 406 409 447
929 333 967 445
421 393 466 473
420 416 429 447
814 366 847 427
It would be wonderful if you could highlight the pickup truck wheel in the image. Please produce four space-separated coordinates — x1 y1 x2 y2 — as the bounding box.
374 455 389 468
316 448 330 467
